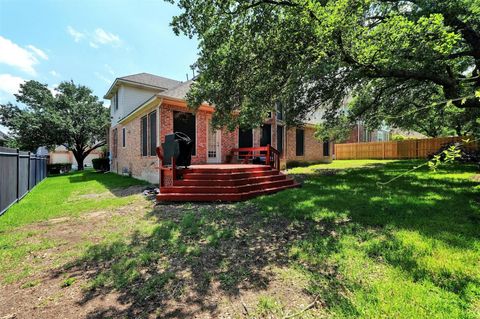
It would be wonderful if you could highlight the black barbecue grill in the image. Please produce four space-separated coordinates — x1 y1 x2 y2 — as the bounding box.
162 132 193 168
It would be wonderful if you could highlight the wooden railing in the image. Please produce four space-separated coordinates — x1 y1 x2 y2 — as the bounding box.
229 144 281 171
156 146 177 187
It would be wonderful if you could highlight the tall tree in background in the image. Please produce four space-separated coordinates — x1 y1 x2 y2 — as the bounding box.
167 0 480 133
0 80 109 170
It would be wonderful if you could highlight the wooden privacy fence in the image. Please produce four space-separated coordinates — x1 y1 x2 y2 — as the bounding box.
0 147 47 216
334 136 477 160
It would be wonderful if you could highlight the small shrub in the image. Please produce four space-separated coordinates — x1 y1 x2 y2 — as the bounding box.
47 163 72 175
62 277 77 287
92 158 110 171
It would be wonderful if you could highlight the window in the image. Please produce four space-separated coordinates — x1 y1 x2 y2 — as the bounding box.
113 128 118 158
122 127 126 148
276 101 284 121
149 111 157 156
323 140 330 156
296 128 304 156
173 111 196 156
260 124 271 146
141 116 148 156
238 128 253 148
113 91 119 111
276 125 284 154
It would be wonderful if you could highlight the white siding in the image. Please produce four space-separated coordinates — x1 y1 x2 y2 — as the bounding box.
110 85 161 126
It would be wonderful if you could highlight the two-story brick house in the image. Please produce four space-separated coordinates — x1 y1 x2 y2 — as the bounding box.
105 73 332 183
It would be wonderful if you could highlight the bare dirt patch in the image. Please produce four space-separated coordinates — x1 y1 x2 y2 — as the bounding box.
0 200 324 318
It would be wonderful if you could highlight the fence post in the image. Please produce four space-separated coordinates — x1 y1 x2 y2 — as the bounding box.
27 152 31 190
16 149 20 202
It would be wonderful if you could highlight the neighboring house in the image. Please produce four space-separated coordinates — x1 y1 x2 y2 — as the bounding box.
0 130 9 147
105 73 333 183
346 122 391 143
390 128 428 140
48 145 102 169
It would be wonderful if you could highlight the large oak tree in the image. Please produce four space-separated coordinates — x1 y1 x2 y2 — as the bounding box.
0 80 109 170
167 0 480 134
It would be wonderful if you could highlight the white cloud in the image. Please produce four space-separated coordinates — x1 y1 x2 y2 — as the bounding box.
49 70 60 77
92 28 120 46
0 74 26 96
66 26 121 48
0 36 38 75
27 45 48 60
48 84 58 96
67 26 85 42
94 72 112 84
104 64 115 75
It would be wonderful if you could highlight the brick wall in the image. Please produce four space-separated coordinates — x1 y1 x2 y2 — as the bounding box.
111 101 332 184
160 103 210 164
110 102 160 184
284 126 332 163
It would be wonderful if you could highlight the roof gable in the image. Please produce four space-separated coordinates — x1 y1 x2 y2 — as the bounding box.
104 73 182 99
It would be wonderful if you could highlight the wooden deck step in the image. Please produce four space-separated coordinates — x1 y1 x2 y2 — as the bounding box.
161 178 296 194
156 183 301 202
183 166 271 174
182 169 279 180
174 174 287 187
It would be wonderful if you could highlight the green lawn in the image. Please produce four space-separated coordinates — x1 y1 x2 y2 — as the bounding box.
0 161 478 318
287 159 397 174
0 170 148 232
264 160 480 318
0 170 148 283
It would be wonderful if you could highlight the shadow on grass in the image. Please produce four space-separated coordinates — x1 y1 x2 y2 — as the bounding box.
56 161 479 318
57 201 348 318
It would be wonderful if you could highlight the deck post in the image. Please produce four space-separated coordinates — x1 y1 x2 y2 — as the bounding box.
266 144 271 167
171 156 177 181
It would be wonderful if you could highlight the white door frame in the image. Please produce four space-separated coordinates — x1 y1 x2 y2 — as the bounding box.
207 119 222 163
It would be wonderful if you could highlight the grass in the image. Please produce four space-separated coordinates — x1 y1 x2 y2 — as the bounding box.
0 160 478 318
0 170 148 232
0 170 148 283
257 160 480 318
287 159 396 174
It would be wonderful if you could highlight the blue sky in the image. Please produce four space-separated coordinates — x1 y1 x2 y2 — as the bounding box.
0 0 198 113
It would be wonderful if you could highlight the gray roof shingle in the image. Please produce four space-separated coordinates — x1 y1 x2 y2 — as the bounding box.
159 80 193 100
119 73 181 90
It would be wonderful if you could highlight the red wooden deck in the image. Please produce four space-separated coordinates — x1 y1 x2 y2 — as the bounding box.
156 164 300 202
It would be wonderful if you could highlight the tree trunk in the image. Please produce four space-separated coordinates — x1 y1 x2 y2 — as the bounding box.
72 150 86 171
77 157 85 171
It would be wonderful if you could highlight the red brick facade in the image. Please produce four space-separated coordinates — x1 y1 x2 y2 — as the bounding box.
110 101 332 183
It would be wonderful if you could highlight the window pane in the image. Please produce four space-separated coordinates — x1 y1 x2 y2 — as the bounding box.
323 140 330 156
276 125 284 154
122 128 126 147
276 102 283 121
141 116 148 156
238 128 253 148
173 111 196 156
260 124 271 147
296 129 304 156
149 111 157 156
113 128 118 158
